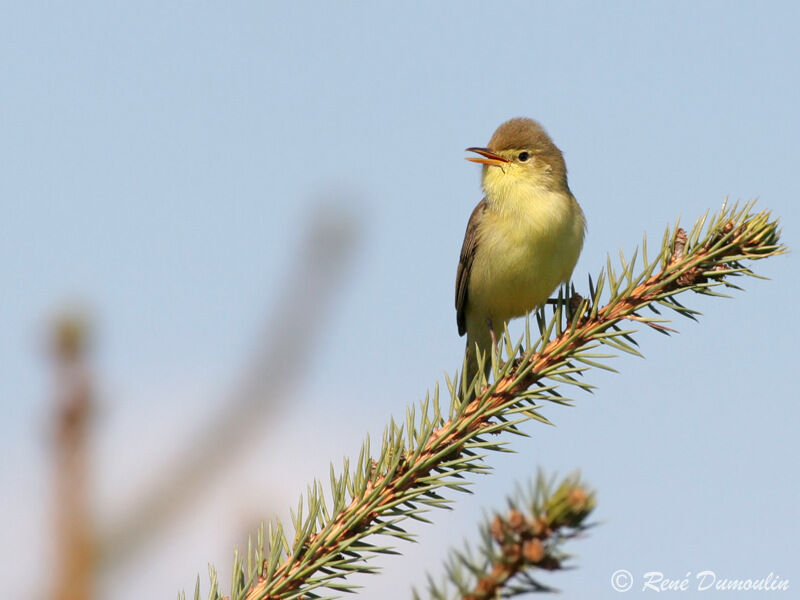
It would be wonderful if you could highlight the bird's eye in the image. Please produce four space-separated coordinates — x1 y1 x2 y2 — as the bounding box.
517 152 530 162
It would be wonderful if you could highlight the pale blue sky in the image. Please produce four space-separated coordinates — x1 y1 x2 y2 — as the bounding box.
2 2 798 598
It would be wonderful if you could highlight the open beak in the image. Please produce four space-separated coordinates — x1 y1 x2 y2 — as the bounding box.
465 147 509 167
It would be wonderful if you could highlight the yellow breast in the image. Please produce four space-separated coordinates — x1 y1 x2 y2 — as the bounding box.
468 184 585 326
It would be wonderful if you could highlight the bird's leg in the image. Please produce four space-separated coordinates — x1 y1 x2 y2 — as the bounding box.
487 317 501 369
544 284 587 323
487 317 497 348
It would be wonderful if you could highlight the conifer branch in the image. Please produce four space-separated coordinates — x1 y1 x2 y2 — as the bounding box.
189 202 783 600
416 473 595 600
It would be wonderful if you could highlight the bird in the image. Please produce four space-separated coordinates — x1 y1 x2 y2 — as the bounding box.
456 117 585 396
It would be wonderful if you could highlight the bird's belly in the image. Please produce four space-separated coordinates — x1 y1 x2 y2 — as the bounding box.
468 207 582 323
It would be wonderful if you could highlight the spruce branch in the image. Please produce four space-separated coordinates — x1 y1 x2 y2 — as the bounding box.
416 473 595 600
190 202 783 600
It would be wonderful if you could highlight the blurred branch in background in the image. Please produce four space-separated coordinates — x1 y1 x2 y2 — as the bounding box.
85 200 360 575
50 311 96 600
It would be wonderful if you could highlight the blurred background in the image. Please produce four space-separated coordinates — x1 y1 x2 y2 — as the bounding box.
2 2 798 598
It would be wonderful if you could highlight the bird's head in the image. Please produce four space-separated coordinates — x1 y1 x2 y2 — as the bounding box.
466 117 569 198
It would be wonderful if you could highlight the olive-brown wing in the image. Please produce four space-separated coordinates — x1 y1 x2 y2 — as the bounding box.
455 199 487 337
